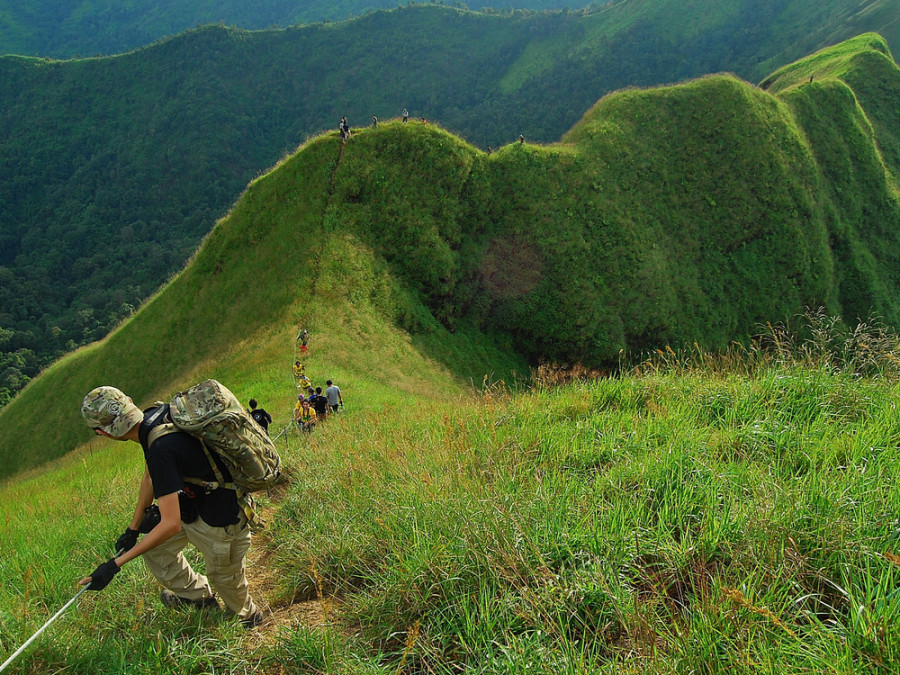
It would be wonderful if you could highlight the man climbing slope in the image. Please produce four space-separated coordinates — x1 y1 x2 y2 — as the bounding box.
78 386 265 628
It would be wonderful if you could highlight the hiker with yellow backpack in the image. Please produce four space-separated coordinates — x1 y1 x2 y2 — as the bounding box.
78 380 280 628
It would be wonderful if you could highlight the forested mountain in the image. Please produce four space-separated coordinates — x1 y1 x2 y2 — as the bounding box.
1 33 897 479
0 0 583 58
1 2 898 405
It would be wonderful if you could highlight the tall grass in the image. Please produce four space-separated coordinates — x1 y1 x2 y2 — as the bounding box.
258 316 900 673
2 315 900 672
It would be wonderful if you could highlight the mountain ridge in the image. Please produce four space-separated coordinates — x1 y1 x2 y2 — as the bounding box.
2 4 898 404
0 33 897 481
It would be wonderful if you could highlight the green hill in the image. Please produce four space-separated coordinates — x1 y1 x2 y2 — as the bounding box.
2 3 899 406
0 0 581 57
1 33 898 481
2 34 900 674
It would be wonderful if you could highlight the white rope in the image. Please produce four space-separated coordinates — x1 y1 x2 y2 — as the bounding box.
0 583 91 673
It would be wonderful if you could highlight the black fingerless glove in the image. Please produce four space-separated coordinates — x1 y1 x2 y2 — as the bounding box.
86 558 120 591
115 528 140 553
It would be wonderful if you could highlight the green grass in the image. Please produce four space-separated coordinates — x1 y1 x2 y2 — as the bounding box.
3 327 900 672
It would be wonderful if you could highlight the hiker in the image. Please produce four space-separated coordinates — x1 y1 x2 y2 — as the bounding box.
294 394 305 421
293 360 304 377
296 399 316 431
313 386 329 422
372 115 378 127
78 386 264 628
248 399 272 435
339 117 350 140
325 380 343 413
297 328 310 351
402 108 408 123
487 145 492 154
297 372 312 391
519 134 524 144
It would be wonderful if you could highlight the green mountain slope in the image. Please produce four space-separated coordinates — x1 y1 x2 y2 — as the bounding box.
1 33 897 481
0 0 581 57
1 4 898 405
0 130 525 479
762 34 900 324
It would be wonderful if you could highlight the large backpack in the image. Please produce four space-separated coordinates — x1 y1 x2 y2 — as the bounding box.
146 379 281 494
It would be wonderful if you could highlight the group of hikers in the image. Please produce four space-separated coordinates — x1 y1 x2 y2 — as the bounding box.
339 109 521 153
292 360 343 432
339 107 443 140
74 329 344 631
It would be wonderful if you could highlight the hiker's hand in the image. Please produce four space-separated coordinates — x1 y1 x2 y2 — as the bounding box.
80 558 120 590
116 528 140 552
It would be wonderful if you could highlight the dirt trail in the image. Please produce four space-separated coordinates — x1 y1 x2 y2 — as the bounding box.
241 488 334 651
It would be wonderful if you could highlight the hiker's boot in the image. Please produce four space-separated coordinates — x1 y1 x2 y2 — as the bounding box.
160 589 219 610
240 608 270 629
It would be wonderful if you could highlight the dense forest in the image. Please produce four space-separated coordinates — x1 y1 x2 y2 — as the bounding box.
1 2 898 405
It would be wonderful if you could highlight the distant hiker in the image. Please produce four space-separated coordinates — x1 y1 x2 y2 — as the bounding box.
421 117 427 124
248 399 272 435
293 360 305 377
487 145 492 154
519 135 524 144
313 386 329 421
339 117 350 140
296 399 316 431
402 108 409 123
297 372 312 391
79 386 265 628
325 380 343 412
297 328 310 351
372 115 378 127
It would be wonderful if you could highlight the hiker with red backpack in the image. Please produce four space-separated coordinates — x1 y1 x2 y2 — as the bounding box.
78 383 272 628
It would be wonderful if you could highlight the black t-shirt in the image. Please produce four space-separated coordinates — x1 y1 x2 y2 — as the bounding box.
313 396 328 415
139 408 240 527
250 407 272 431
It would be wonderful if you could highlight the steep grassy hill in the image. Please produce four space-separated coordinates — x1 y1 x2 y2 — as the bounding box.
0 129 526 479
762 34 900 323
2 316 900 671
1 3 898 406
1 33 898 481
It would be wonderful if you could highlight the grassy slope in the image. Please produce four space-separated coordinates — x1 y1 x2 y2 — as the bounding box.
762 35 900 323
272 363 900 673
0 131 524 479
2 355 899 672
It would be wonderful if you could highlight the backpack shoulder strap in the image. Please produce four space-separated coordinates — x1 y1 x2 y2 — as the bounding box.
147 421 178 448
183 440 239 494
143 405 235 494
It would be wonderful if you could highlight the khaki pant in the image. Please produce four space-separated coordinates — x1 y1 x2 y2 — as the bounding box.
142 513 258 620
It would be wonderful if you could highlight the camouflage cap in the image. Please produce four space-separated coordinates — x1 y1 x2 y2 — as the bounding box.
81 386 144 437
